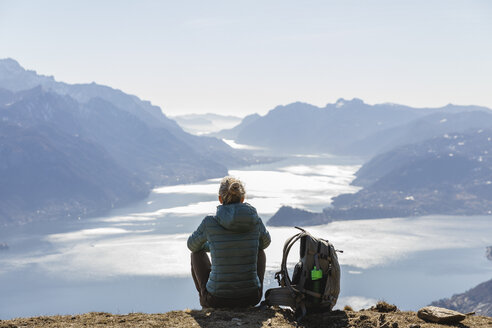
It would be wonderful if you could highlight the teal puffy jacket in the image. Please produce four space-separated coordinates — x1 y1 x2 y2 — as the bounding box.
187 202 271 298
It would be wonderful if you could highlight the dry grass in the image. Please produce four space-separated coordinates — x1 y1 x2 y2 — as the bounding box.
371 301 399 313
1 307 491 328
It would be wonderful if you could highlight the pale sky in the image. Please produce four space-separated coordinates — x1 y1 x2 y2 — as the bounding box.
1 0 491 116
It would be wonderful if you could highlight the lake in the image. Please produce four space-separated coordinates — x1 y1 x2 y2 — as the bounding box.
0 153 491 319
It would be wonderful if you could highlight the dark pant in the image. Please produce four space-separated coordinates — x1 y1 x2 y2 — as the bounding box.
191 249 266 308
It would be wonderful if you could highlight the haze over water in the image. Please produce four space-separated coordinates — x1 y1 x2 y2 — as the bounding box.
1 152 491 319
2 0 492 321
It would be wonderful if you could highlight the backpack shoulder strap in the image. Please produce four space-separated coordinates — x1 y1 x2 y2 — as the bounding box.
277 228 308 291
267 228 309 312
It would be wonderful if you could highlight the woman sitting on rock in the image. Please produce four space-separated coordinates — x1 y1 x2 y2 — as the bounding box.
188 176 271 308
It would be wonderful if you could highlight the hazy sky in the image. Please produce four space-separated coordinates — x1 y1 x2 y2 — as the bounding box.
1 0 491 116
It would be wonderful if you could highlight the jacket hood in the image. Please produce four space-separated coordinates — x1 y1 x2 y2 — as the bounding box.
215 202 259 232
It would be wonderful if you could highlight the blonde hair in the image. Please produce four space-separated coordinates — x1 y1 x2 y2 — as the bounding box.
219 176 245 205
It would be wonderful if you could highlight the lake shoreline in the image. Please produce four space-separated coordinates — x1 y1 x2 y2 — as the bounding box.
1 156 491 320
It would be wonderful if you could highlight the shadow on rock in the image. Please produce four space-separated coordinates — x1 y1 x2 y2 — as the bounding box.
189 307 287 328
189 307 350 328
302 310 350 328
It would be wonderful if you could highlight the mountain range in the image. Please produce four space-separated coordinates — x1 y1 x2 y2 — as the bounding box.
206 93 492 226
213 99 491 157
0 59 255 225
4 58 492 227
269 129 492 226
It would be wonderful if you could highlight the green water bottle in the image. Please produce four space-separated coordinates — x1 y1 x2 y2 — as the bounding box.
311 266 323 304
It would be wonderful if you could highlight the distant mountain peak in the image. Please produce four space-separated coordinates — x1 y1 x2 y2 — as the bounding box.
350 97 364 104
0 58 23 71
335 98 345 107
272 101 313 110
0 58 57 93
334 98 365 108
0 58 48 78
279 101 320 111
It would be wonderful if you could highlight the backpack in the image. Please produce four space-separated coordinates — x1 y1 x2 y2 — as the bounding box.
263 227 341 318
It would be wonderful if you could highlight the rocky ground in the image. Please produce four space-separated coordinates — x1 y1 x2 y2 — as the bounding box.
1 303 490 328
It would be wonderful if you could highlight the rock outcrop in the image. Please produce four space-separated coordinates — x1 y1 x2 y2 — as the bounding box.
417 306 466 324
